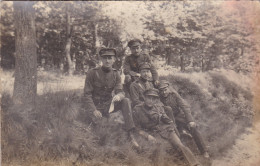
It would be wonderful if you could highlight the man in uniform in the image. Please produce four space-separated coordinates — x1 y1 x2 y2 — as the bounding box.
129 62 154 107
158 80 209 158
82 48 139 148
133 88 201 166
123 39 159 95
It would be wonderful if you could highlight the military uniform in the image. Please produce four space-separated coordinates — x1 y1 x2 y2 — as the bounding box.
161 89 194 123
133 89 200 166
133 104 175 139
129 77 154 107
83 52 135 131
123 53 158 81
159 81 208 155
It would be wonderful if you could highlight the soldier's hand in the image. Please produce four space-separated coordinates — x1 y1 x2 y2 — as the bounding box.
113 94 121 102
136 73 141 77
113 93 124 102
93 110 102 118
154 80 160 87
188 122 197 128
147 135 157 144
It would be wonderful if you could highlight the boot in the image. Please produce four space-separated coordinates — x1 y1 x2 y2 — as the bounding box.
128 129 140 150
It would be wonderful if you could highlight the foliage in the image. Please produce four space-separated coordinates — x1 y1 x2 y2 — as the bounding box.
1 1 259 73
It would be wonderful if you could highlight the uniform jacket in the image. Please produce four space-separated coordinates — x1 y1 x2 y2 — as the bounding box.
129 78 154 107
133 104 174 137
83 67 124 113
160 89 194 123
123 53 158 81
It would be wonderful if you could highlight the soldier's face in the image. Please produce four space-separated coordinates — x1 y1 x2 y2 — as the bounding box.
144 95 158 107
130 45 142 56
140 69 151 80
101 55 116 68
160 87 170 97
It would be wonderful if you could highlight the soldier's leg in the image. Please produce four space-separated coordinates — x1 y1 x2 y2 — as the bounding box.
189 126 208 155
115 97 136 131
123 75 132 98
114 97 140 149
168 131 200 166
163 106 181 137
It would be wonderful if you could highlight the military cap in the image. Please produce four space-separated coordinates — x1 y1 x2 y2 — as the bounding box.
128 39 142 47
99 48 116 57
139 62 151 70
158 80 170 90
144 88 159 97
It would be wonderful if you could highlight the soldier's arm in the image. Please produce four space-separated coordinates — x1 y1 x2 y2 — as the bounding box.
144 54 159 81
150 64 159 82
161 112 174 124
148 109 160 122
123 56 139 77
83 70 97 112
174 92 194 122
114 71 125 99
129 83 143 107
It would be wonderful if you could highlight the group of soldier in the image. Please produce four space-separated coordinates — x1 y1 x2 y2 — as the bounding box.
82 39 209 166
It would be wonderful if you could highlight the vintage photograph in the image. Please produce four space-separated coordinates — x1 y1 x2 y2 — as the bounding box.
1 1 260 166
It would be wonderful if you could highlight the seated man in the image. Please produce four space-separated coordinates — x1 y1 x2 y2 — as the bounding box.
133 88 201 166
158 80 209 158
82 48 139 148
129 63 154 107
130 63 175 123
123 39 159 95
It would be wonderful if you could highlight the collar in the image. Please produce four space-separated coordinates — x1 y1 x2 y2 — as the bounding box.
144 103 154 110
140 77 148 83
101 66 112 73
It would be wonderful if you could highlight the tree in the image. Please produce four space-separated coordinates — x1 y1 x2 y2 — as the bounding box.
64 3 74 75
0 2 15 69
13 2 37 105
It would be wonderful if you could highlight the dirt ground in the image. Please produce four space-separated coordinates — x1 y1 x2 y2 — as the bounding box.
212 122 260 166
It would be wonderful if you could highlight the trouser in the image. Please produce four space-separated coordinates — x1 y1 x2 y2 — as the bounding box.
88 97 136 132
176 115 207 154
168 131 200 166
113 97 136 131
163 106 180 137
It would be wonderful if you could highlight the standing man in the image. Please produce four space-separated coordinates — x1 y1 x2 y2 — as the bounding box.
82 48 139 148
158 80 210 158
123 39 159 95
133 88 201 166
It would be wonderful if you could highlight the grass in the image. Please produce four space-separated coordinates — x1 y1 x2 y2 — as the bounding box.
1 69 254 165
160 71 253 158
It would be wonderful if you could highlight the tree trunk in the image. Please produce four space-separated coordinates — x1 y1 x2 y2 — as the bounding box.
13 2 37 106
92 22 99 56
65 6 73 75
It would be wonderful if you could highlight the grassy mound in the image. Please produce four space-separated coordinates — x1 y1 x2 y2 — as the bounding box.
1 70 254 165
160 71 253 157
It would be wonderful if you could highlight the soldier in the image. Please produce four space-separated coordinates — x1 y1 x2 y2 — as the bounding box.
82 48 139 148
158 80 210 158
129 63 154 107
130 63 176 123
133 88 201 166
123 39 159 95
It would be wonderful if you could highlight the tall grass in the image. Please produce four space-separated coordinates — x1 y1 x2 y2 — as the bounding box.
160 72 253 157
1 70 254 165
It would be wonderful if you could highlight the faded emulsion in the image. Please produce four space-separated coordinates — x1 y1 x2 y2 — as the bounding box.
1 1 260 166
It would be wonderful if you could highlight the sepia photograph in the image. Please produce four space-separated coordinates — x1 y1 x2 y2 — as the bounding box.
1 1 260 166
